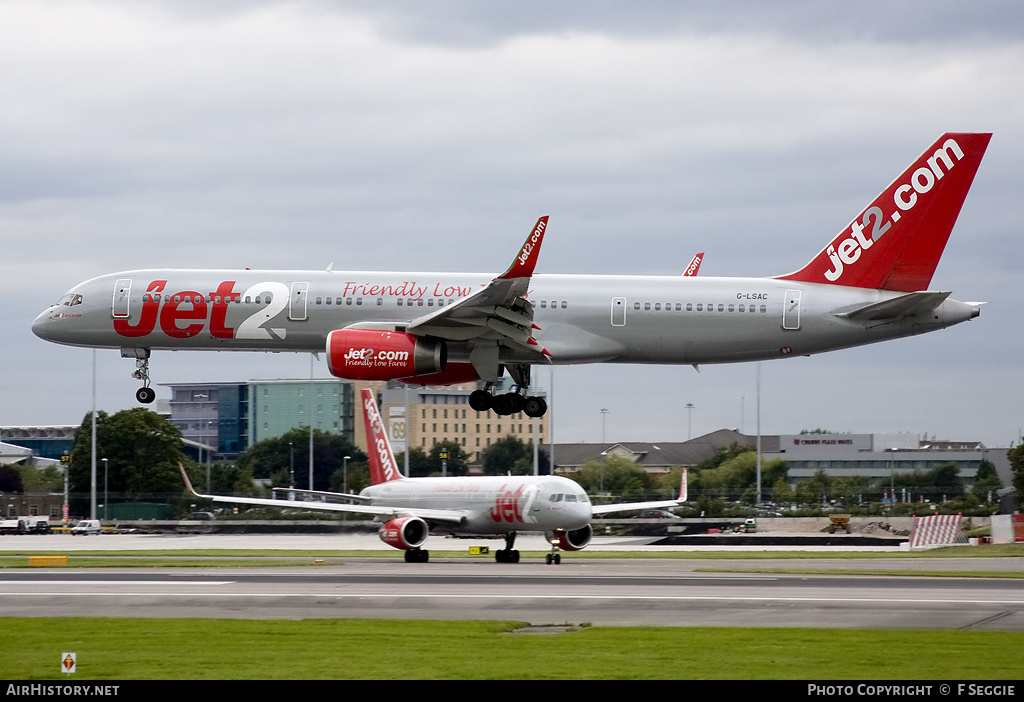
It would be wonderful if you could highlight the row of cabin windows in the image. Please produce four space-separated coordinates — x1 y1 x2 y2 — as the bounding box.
140 292 573 311
144 293 270 305
310 297 569 309
634 301 768 314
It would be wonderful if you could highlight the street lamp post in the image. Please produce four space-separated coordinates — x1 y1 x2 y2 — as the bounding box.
101 458 108 522
343 455 351 494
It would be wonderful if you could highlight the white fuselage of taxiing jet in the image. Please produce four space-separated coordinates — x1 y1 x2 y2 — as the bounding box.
360 474 592 534
32 269 978 366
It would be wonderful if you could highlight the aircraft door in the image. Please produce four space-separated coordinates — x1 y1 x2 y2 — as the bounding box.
783 289 801 330
289 282 309 321
611 297 626 326
112 279 132 319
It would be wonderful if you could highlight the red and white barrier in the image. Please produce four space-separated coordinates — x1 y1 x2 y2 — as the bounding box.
908 514 965 549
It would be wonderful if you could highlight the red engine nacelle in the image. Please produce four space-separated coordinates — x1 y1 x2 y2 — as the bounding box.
326 329 446 381
379 516 429 551
547 524 593 552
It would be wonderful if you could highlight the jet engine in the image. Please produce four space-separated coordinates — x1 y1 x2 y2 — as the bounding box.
547 524 593 551
379 516 429 550
326 329 446 381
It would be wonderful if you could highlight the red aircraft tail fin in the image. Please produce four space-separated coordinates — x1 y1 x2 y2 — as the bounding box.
362 388 403 485
778 133 991 292
683 253 703 277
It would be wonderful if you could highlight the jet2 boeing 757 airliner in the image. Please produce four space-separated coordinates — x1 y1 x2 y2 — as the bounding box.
34 133 990 415
180 388 686 563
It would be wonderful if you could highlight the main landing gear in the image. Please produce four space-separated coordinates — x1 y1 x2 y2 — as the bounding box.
469 386 547 418
494 531 520 563
404 548 429 563
123 348 156 404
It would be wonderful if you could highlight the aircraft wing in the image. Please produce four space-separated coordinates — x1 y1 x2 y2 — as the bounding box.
832 291 951 322
269 486 373 504
590 467 688 516
591 499 684 516
179 464 469 526
404 217 552 363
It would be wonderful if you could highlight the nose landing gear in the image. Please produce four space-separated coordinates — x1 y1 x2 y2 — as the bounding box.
123 348 155 404
545 536 562 565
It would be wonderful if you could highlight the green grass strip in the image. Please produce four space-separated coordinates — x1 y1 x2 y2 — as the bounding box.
2 617 1022 679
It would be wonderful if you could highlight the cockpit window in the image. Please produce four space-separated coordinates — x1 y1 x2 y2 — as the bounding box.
565 494 577 502
57 294 83 307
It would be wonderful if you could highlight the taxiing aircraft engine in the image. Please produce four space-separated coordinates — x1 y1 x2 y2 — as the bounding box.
379 516 429 551
326 329 446 381
547 524 593 552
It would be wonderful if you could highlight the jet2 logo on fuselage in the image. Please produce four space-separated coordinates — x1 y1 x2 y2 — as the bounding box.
489 484 524 523
113 280 289 341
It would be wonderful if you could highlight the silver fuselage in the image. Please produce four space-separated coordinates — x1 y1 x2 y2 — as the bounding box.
33 269 979 364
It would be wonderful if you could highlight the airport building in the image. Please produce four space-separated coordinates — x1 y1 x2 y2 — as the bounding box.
761 433 1009 489
163 379 366 460
551 431 1012 490
0 426 76 465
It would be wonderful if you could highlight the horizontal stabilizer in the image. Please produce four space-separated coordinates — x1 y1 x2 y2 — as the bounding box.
833 291 950 322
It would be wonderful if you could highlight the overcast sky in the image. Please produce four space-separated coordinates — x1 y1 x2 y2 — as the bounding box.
3 1 1022 448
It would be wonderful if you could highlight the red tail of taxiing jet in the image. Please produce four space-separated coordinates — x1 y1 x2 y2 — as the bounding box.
362 388 404 485
778 132 991 292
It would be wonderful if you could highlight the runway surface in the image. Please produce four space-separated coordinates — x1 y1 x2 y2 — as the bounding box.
2 533 1022 629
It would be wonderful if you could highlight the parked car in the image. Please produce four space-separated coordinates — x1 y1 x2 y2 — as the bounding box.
634 510 678 519
71 519 101 535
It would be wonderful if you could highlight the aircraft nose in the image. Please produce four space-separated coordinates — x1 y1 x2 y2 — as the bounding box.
31 311 51 341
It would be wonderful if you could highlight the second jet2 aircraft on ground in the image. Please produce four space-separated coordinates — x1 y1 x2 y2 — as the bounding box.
181 388 687 563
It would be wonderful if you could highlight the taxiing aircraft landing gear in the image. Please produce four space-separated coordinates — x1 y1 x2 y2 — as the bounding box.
124 348 156 404
495 531 520 563
545 537 562 565
404 548 429 563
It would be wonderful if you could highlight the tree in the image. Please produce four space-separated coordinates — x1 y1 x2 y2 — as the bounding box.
17 465 63 493
572 455 653 502
795 468 831 506
691 450 787 503
70 409 188 505
394 448 433 478
971 459 1002 502
0 465 24 493
235 427 366 492
1009 443 1024 510
481 436 549 476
